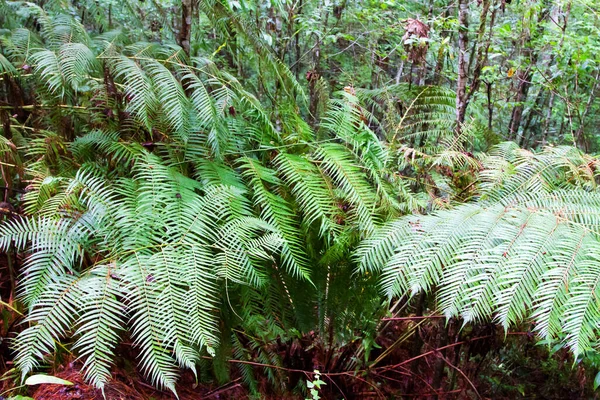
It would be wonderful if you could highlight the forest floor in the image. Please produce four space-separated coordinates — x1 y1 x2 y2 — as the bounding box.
0 255 596 400
27 366 248 400
1 328 594 400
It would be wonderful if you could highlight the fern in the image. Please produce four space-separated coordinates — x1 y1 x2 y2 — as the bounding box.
0 7 424 395
357 144 600 357
241 157 310 280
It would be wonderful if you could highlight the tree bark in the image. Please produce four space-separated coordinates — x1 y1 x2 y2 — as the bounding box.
509 0 551 142
179 0 193 55
294 0 304 78
430 321 450 400
486 81 493 131
574 68 600 151
455 0 469 135
541 91 555 145
535 2 570 147
434 4 453 85
465 0 495 108
404 291 426 399
508 68 534 144
395 59 405 84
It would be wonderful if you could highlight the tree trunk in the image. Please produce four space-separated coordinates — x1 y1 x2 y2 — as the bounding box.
404 291 426 399
486 81 493 131
508 69 533 144
430 321 450 399
521 88 546 147
455 0 469 134
294 0 304 78
574 69 600 151
434 4 452 85
509 0 551 142
465 0 495 108
395 59 405 84
179 0 193 55
537 2 570 147
541 91 555 146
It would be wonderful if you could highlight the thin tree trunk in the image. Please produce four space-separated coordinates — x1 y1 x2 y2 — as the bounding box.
521 88 546 147
455 0 469 134
179 0 193 55
294 0 304 78
486 81 493 131
465 0 495 108
404 291 426 399
574 69 600 151
434 4 452 84
558 117 566 141
541 91 555 145
395 59 405 84
431 321 450 399
539 2 570 146
509 0 550 142
417 0 435 86
509 69 533 144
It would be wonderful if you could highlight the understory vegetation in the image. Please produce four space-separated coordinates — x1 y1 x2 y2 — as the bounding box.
1 0 600 398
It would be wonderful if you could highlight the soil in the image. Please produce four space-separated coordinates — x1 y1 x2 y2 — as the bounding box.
28 365 249 400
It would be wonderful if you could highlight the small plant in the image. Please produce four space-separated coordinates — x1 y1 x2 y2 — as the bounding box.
306 370 327 400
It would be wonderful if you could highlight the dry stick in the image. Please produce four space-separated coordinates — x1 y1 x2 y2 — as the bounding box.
372 370 411 381
403 389 463 397
323 374 348 400
205 384 243 398
377 295 409 333
382 315 445 321
0 104 88 110
439 354 481 399
204 378 242 396
350 374 385 399
370 319 426 368
387 365 439 393
198 333 535 396
378 335 493 374
0 299 22 316
380 366 441 396
212 334 499 378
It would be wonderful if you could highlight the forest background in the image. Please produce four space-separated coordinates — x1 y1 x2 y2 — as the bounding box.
1 0 600 398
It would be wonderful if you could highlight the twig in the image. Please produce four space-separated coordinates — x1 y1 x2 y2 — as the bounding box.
0 299 23 316
382 315 445 321
0 104 88 110
208 334 498 379
204 381 243 399
378 335 493 374
323 374 348 400
439 354 481 399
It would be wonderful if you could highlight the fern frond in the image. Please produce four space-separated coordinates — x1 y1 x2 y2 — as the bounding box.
314 143 378 235
74 265 126 389
110 55 156 129
357 188 600 356
183 70 230 159
241 157 310 280
13 275 82 379
273 152 337 235
59 42 97 92
122 253 180 393
145 60 190 134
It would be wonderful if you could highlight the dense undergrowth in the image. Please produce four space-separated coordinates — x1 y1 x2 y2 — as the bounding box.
1 0 600 399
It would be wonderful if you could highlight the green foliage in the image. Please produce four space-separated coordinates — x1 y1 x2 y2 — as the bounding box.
305 370 326 400
0 7 411 394
2 0 600 397
357 143 600 357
